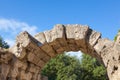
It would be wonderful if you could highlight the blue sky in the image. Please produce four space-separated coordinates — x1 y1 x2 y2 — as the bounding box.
0 0 120 46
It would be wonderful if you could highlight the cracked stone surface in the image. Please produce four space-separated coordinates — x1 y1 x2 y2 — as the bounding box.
0 24 120 80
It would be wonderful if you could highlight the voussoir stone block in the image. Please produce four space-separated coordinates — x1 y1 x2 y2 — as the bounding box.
94 38 114 55
0 50 12 63
65 24 90 52
88 30 101 46
55 38 71 52
14 59 28 70
49 40 65 54
40 43 56 57
28 63 40 73
44 24 65 42
10 31 42 59
67 39 79 51
34 32 47 44
27 52 40 64
65 24 89 39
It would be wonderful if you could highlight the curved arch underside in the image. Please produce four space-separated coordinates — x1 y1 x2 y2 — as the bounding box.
0 24 120 80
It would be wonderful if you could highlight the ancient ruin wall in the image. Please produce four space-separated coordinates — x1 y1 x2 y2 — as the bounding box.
0 24 120 80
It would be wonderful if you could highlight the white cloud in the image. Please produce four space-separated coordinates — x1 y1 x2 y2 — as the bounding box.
0 18 38 46
5 39 15 47
0 18 38 35
0 18 83 59
66 51 82 59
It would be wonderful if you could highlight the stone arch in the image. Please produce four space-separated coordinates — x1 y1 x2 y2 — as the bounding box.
0 24 120 80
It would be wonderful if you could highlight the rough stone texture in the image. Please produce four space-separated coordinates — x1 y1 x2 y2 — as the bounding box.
88 30 101 46
44 24 65 43
65 24 89 39
34 32 47 44
0 24 120 80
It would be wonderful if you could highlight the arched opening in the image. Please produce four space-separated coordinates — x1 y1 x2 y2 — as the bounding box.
41 51 107 80
8 23 103 80
1 24 118 80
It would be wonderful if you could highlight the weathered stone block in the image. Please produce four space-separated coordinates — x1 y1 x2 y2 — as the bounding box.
65 24 89 39
75 39 87 53
42 55 51 62
41 44 56 57
10 44 27 59
94 38 114 54
44 24 65 42
14 59 27 70
88 30 101 46
1 63 10 80
34 32 47 44
67 39 79 51
49 40 65 54
20 70 32 80
32 73 39 80
37 60 46 68
28 63 40 73
56 38 71 52
0 53 12 64
11 67 19 78
27 53 40 65
11 31 42 59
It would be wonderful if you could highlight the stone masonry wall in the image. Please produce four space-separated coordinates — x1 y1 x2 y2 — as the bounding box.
0 24 120 80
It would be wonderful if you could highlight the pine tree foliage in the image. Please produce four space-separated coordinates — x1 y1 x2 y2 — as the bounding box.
0 36 9 48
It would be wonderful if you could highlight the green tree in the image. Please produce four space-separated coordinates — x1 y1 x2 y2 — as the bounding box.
0 36 9 48
81 54 107 80
41 54 85 80
41 53 107 80
114 30 120 41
